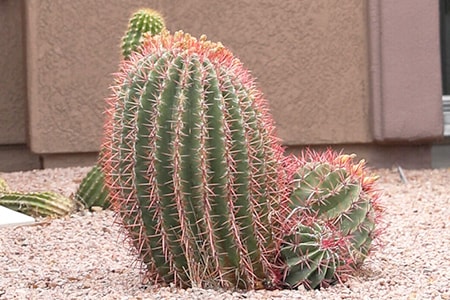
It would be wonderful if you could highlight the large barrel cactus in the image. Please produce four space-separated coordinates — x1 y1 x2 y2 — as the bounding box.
280 149 383 289
102 31 288 289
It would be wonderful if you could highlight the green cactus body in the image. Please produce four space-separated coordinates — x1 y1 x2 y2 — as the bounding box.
75 165 110 210
102 31 286 289
281 150 382 289
121 8 165 59
0 191 76 217
281 221 340 289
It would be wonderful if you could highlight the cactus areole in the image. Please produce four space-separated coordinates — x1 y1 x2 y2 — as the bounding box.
102 31 288 289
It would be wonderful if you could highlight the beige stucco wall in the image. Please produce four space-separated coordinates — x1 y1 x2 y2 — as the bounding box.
368 0 443 142
24 0 152 154
24 0 371 154
1 0 441 170
0 0 27 144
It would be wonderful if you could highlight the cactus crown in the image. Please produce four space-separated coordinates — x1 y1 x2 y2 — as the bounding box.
121 8 166 59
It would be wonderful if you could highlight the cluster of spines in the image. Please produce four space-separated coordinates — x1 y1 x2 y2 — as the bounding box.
281 220 341 289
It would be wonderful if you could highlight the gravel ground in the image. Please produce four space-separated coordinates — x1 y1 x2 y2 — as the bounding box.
0 166 449 299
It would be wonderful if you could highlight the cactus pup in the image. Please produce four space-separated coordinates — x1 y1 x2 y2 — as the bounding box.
75 165 110 210
280 149 383 289
121 8 166 59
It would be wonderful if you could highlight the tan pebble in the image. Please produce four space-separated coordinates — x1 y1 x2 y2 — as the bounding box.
91 206 103 212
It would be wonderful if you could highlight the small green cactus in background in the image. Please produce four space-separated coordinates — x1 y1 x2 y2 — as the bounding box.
0 191 76 217
75 165 110 210
280 149 382 289
121 8 166 59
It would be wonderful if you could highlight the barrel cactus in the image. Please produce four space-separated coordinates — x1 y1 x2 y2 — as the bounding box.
280 149 382 289
102 30 289 289
122 8 166 59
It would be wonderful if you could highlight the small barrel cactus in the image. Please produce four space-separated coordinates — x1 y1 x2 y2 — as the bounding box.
0 191 76 217
280 149 382 289
102 30 287 289
75 165 110 210
281 219 341 289
121 8 166 59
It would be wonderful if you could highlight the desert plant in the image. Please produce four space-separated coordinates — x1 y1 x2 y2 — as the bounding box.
280 149 382 289
102 30 289 289
122 8 166 59
75 165 110 210
0 191 76 217
0 177 76 217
